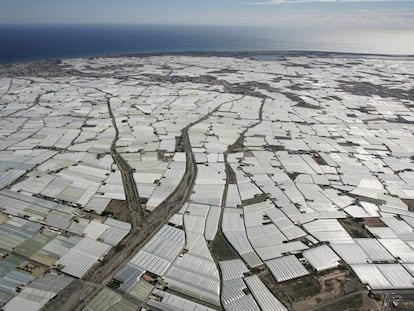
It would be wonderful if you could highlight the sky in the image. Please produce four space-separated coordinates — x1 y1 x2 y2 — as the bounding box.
0 0 413 55
0 0 413 30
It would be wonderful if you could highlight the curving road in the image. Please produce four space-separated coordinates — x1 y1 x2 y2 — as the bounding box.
106 96 143 228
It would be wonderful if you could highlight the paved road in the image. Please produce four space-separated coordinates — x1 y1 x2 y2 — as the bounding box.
106 96 143 228
384 291 414 311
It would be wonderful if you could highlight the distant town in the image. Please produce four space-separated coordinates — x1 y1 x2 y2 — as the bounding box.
0 53 413 311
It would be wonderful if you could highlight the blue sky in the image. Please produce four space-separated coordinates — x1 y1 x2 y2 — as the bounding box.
0 0 413 29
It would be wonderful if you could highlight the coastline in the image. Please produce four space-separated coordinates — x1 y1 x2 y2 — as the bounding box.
1 50 414 77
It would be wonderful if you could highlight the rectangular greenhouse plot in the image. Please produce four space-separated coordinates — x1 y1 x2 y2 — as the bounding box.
147 289 216 311
351 264 414 290
265 255 309 282
244 275 288 311
55 237 111 278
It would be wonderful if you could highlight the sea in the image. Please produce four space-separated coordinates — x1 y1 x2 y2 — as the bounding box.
0 24 413 65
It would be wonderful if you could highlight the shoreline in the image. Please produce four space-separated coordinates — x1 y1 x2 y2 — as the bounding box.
1 49 414 68
1 50 414 78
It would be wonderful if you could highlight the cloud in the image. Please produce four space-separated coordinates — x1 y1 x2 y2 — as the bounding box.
245 0 412 4
231 6 414 29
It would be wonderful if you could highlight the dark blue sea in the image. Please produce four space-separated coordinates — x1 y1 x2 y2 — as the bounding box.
0 24 413 65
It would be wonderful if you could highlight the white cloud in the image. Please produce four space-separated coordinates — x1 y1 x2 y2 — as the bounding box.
245 0 412 4
230 7 414 29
